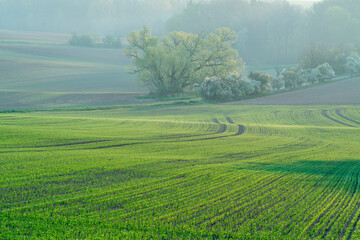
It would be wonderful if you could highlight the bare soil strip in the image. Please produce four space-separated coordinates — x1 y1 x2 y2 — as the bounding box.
321 110 355 128
336 109 360 125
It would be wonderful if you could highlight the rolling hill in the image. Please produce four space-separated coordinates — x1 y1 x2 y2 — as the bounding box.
0 30 149 110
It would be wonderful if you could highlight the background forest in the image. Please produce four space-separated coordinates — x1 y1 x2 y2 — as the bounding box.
1 0 359 66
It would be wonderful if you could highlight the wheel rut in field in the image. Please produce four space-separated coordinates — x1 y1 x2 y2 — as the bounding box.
227 117 246 136
236 125 246 135
160 118 244 142
34 140 111 148
185 118 245 142
86 118 234 148
89 142 144 149
226 117 234 124
212 119 227 134
156 119 229 140
336 109 360 125
32 118 246 150
321 110 355 128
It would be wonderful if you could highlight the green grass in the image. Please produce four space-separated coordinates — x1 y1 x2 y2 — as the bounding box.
1 104 360 239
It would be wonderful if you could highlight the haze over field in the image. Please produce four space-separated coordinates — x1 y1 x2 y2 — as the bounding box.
0 0 324 35
1 0 360 104
3 0 360 67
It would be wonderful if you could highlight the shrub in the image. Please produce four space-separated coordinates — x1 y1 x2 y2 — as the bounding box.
199 72 260 100
345 52 360 76
69 33 94 47
103 35 123 48
248 71 273 92
316 63 335 82
282 68 305 89
271 78 285 91
300 68 320 84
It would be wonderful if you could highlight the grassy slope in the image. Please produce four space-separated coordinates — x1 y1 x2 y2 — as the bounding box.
0 40 145 110
1 104 360 239
0 45 139 92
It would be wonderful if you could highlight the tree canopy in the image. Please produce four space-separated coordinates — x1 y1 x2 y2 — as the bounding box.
124 26 243 96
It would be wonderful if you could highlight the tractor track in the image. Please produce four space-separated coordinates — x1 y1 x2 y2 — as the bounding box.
321 110 355 128
336 109 360 125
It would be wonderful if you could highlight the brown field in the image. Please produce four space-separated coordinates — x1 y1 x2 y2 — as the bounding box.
226 77 360 105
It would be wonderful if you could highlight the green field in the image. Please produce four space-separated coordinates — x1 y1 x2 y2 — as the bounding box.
1 104 360 239
2 30 360 239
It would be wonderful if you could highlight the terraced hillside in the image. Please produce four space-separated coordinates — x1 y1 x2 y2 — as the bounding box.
1 104 360 239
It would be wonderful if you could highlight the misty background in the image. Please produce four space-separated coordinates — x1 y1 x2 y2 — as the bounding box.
0 0 359 65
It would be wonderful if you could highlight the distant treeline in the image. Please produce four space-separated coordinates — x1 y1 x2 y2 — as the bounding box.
166 0 360 65
69 33 122 48
0 0 181 35
1 0 360 66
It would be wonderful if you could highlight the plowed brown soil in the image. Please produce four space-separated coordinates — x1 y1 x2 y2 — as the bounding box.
226 77 360 105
